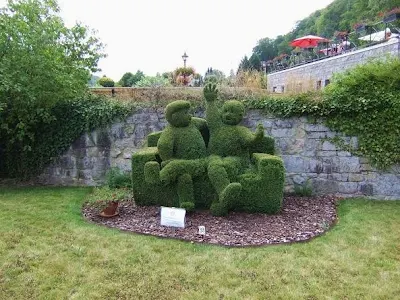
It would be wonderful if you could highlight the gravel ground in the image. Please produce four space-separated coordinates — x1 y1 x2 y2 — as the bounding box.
83 195 338 247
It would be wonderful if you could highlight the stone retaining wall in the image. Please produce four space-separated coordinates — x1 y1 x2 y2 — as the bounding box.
38 109 400 199
267 38 400 93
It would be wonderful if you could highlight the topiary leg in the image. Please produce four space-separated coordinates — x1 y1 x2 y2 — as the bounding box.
177 173 195 212
208 158 242 216
144 161 160 184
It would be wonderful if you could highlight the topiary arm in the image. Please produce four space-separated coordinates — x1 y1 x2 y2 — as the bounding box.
203 82 222 130
157 128 174 161
191 117 208 131
242 124 265 146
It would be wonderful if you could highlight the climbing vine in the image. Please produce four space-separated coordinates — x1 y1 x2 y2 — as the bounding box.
245 57 400 170
0 94 131 178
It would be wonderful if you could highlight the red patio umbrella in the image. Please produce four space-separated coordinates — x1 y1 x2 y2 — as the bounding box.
290 35 330 48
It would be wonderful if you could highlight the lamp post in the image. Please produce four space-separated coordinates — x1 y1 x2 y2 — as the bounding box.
261 60 267 75
182 52 188 86
182 51 188 68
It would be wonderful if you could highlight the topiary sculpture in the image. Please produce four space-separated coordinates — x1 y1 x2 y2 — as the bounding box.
203 82 265 215
132 86 285 217
143 100 208 211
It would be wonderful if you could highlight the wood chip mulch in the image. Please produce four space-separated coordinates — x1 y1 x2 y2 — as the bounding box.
82 195 337 247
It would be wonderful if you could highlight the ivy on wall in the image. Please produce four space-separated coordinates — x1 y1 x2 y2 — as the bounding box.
1 94 131 178
245 58 400 170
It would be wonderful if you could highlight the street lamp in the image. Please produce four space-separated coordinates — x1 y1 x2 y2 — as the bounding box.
261 61 267 74
182 52 188 68
181 52 189 86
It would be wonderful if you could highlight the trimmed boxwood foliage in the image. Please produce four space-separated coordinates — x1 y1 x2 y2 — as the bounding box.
132 84 285 216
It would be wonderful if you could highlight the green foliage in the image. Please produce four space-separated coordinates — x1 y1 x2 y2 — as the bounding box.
1 94 131 178
118 70 144 87
250 58 400 169
243 0 400 69
98 76 115 87
294 179 313 197
131 85 285 216
174 67 195 77
134 75 172 88
85 186 133 210
322 57 400 169
0 0 108 178
106 167 132 188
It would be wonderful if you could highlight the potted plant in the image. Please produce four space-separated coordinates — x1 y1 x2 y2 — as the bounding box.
382 7 400 23
85 186 132 218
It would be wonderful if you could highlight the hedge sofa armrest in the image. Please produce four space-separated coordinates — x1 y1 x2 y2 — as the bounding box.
252 153 285 180
147 132 162 147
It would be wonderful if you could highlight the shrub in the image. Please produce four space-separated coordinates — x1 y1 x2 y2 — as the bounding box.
106 167 132 188
98 76 115 87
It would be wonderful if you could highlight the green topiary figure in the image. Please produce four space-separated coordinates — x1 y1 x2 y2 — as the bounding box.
204 82 265 216
144 100 207 211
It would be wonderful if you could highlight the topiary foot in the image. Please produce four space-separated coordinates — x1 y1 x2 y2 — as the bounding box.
180 201 195 212
210 202 228 216
220 182 242 210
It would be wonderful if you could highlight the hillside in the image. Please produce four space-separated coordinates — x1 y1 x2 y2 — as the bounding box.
239 0 400 70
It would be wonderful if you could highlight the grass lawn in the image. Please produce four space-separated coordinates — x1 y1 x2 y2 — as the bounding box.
0 187 399 300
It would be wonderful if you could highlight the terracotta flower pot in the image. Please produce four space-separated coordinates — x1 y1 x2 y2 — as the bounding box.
99 201 119 218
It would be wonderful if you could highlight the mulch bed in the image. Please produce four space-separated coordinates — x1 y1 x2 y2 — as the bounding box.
82 195 338 247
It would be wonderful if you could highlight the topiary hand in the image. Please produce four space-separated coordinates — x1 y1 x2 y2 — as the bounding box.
203 82 218 102
254 123 265 141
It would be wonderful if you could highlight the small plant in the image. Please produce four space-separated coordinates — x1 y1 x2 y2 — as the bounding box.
106 167 132 189
293 179 313 197
85 186 133 211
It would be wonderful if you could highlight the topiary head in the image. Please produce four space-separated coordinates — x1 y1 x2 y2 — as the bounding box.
221 100 245 125
165 100 192 127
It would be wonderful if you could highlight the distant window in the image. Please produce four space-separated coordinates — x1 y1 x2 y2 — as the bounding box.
325 79 330 86
272 86 277 92
317 80 322 90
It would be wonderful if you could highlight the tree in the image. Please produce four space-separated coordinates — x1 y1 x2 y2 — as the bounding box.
238 56 252 72
131 70 145 86
0 0 105 174
133 75 172 88
249 53 261 71
118 72 134 87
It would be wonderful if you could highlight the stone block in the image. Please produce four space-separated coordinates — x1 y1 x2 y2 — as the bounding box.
360 183 374 196
317 151 337 157
338 182 359 194
110 148 122 158
293 175 306 185
274 119 294 128
312 179 339 194
337 151 352 157
349 174 364 182
304 123 329 132
322 141 337 151
271 128 295 138
333 157 360 173
282 156 304 173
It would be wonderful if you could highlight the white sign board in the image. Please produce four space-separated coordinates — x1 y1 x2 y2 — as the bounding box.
198 226 206 235
160 207 186 228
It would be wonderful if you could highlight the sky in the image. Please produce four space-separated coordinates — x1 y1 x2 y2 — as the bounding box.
1 0 335 80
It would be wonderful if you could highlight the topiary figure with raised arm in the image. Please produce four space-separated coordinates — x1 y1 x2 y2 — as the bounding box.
203 81 265 216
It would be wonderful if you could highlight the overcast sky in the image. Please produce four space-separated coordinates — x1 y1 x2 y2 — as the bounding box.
1 0 334 80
